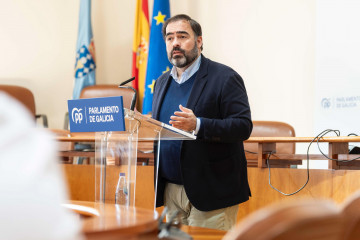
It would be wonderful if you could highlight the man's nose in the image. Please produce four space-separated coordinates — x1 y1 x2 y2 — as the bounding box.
172 37 180 47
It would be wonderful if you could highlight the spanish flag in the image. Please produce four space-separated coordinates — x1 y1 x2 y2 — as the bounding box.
142 0 171 114
132 0 149 111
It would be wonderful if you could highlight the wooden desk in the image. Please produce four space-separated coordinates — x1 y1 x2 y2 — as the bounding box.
52 130 154 165
65 201 225 240
54 130 360 169
245 136 360 169
62 165 360 224
65 201 158 239
181 225 226 240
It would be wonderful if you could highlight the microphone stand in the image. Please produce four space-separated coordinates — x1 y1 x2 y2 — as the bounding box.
118 77 137 112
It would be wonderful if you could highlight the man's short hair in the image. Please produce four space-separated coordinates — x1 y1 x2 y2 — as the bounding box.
162 14 203 51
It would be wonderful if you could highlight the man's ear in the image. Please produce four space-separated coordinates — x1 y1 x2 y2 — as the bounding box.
197 36 203 50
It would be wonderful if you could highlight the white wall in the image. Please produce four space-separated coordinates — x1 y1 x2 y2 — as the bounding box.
0 0 79 129
0 0 315 138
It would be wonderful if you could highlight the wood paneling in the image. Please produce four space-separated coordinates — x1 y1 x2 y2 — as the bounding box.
237 168 360 221
62 165 360 223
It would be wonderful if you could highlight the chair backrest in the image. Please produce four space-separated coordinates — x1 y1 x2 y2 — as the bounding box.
244 121 296 154
341 189 360 240
80 84 136 110
0 84 36 117
223 199 343 240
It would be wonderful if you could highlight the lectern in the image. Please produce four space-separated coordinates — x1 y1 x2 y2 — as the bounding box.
95 108 196 208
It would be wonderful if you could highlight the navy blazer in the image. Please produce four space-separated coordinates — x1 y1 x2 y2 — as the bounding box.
152 55 252 211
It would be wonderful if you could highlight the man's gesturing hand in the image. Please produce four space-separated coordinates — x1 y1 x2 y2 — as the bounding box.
169 105 197 132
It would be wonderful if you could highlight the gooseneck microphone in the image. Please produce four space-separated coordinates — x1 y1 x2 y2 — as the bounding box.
119 77 135 86
118 77 137 111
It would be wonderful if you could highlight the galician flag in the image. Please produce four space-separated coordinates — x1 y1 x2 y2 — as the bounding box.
73 0 96 99
142 0 171 114
132 0 150 111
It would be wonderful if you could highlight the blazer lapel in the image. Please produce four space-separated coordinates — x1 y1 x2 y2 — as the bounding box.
153 72 172 119
186 55 209 110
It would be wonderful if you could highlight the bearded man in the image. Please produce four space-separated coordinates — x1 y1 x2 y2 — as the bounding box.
152 14 252 231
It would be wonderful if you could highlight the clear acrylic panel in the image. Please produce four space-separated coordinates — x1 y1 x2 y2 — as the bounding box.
94 109 195 209
95 118 139 207
123 108 196 140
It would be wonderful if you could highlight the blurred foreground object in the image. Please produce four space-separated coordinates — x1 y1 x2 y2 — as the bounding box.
0 92 83 240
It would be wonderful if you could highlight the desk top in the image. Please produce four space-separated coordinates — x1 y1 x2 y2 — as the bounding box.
66 200 158 238
246 136 360 143
53 127 360 143
65 201 226 240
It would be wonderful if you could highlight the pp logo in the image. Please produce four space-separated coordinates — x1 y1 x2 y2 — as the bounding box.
321 98 331 109
71 108 83 124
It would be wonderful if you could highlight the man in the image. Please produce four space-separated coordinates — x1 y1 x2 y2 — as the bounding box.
152 14 252 230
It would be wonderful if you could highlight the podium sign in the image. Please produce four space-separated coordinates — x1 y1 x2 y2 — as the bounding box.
67 96 125 132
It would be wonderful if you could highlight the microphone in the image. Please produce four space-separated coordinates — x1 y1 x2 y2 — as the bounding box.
119 76 135 86
118 77 137 111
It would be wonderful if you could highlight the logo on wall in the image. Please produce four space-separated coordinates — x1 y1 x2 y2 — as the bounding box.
321 98 331 109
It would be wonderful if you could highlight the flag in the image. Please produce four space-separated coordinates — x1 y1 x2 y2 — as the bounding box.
132 0 150 111
73 0 96 99
142 0 171 114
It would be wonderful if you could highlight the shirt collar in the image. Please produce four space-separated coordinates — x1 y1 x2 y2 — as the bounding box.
170 55 202 84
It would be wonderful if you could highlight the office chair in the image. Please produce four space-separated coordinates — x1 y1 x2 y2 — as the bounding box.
244 121 298 167
80 84 135 108
341 189 360 240
0 84 48 127
223 199 343 240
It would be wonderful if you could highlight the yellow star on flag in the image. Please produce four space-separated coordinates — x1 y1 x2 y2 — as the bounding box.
162 66 170 74
154 11 166 25
148 80 156 94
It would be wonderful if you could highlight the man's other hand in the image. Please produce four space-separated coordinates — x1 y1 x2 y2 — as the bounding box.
169 105 197 132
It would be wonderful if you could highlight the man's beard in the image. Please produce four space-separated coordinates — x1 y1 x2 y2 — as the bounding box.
168 41 199 68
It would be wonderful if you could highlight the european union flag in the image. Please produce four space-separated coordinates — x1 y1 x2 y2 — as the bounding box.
142 0 171 114
73 0 96 99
